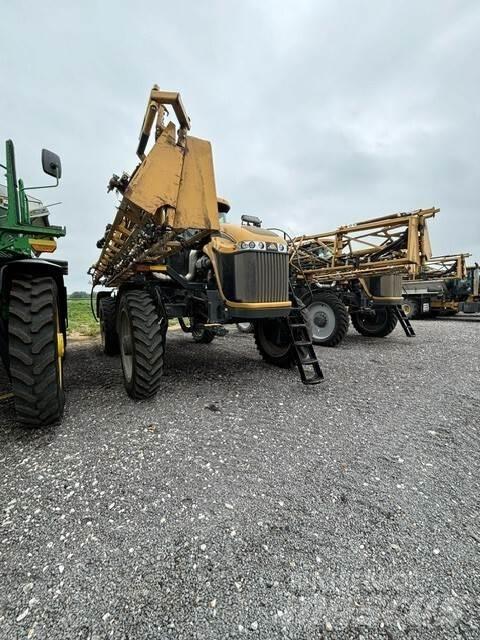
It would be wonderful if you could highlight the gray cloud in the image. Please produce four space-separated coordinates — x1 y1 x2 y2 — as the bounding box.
1 0 478 291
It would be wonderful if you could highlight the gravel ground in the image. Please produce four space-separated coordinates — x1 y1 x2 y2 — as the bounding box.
0 320 479 639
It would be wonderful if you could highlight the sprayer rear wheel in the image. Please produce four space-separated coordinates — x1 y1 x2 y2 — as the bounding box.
351 307 398 337
99 296 120 355
236 322 253 333
192 326 216 343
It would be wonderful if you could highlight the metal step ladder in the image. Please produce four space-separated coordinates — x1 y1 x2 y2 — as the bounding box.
393 305 415 337
287 302 324 385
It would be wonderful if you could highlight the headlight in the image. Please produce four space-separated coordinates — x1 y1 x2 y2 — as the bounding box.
258 241 264 249
249 241 256 249
240 241 249 250
278 244 285 252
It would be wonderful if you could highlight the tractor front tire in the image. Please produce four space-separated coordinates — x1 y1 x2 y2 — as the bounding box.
303 290 349 347
118 291 164 399
8 276 65 426
253 318 294 368
351 306 398 338
99 296 120 355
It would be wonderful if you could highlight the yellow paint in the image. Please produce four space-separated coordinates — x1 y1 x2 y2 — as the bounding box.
134 264 167 272
125 122 184 214
226 301 291 310
29 238 57 253
174 136 219 232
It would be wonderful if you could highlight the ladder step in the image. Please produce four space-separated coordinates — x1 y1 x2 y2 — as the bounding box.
303 375 324 386
393 305 416 337
287 293 325 385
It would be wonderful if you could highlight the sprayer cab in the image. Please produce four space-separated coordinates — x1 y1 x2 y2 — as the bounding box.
0 140 65 257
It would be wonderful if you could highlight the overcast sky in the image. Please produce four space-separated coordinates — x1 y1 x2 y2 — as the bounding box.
1 0 479 291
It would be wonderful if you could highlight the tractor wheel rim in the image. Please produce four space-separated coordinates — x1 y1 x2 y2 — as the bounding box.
120 310 133 382
307 302 336 341
55 311 64 389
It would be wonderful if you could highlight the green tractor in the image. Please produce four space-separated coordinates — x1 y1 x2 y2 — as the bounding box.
0 139 67 425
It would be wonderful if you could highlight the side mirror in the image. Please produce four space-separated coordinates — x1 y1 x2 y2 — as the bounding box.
42 149 62 179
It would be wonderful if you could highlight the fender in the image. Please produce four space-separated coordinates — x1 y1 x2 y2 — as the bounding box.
0 258 69 334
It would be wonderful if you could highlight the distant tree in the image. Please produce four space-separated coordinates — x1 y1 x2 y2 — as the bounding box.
69 291 89 299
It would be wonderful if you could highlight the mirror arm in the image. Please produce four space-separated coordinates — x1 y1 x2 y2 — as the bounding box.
20 168 60 192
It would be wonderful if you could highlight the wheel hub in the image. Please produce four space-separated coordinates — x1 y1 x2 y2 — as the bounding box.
313 311 328 328
306 301 336 341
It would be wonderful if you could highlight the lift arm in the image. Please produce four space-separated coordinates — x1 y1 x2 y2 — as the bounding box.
137 85 191 160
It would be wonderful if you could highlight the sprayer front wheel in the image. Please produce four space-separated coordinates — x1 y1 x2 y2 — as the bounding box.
302 290 349 347
8 276 65 426
118 291 165 399
253 318 294 368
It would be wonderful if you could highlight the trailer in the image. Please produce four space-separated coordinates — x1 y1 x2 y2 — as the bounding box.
402 254 479 318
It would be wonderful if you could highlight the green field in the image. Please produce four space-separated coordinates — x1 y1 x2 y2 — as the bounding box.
68 298 99 336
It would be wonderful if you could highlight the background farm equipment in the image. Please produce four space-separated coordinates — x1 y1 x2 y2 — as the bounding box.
402 253 480 317
90 85 323 398
288 208 438 346
0 140 67 425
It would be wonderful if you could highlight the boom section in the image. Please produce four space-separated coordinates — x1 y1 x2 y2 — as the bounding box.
289 207 439 283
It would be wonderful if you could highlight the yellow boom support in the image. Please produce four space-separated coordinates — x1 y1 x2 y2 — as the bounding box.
91 85 219 288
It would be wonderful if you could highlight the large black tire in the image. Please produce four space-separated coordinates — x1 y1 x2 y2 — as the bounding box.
351 306 398 338
253 318 294 368
402 298 419 320
236 322 253 334
192 326 216 344
99 296 120 355
98 298 120 356
302 290 349 347
117 291 164 399
8 276 65 426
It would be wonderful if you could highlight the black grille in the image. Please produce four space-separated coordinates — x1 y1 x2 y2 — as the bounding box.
217 251 289 303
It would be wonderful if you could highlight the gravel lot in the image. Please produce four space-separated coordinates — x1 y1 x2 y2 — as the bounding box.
1 319 479 639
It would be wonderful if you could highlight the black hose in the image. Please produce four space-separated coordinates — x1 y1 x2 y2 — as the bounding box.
90 284 98 322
